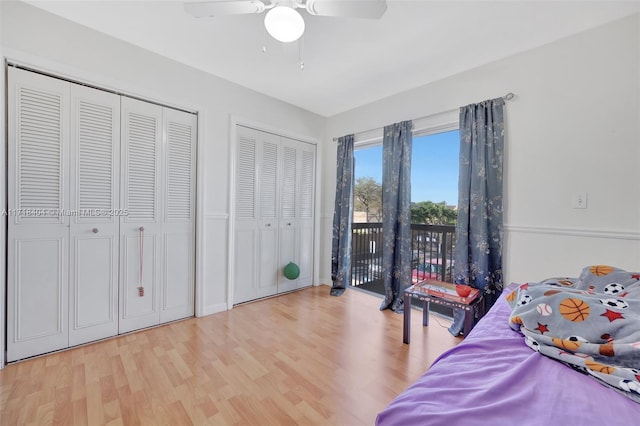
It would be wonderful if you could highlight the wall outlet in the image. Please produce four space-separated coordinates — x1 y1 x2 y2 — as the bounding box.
572 192 588 209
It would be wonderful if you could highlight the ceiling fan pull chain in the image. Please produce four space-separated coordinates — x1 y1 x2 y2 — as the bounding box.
262 25 267 53
138 226 145 297
299 34 304 71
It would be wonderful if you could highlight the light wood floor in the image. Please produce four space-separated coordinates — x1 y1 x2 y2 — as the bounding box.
0 286 461 425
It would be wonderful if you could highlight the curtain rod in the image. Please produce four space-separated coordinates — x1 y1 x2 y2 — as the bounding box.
332 92 515 142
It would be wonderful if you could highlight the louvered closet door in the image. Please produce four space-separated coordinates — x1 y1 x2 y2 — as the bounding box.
160 108 196 323
234 126 259 304
119 97 162 333
257 131 280 299
6 67 70 361
68 84 120 346
296 142 316 289
278 138 299 293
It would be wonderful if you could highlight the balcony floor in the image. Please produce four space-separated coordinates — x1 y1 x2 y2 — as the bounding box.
352 279 454 319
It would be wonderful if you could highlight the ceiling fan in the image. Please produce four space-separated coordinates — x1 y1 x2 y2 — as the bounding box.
184 0 388 43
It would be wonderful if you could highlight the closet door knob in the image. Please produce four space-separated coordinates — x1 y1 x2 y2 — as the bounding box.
92 228 99 234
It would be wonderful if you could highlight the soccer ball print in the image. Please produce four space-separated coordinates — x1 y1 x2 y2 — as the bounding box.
599 298 629 309
604 283 625 295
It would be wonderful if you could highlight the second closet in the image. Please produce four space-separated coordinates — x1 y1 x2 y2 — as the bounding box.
233 125 316 304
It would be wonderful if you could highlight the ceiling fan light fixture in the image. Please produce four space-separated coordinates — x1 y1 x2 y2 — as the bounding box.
264 6 305 43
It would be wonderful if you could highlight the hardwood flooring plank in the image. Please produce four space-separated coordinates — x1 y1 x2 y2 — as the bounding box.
0 286 462 425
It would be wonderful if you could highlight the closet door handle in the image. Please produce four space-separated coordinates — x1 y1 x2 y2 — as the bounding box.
265 223 271 227
92 228 99 234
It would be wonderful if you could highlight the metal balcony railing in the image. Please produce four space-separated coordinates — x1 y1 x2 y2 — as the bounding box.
351 223 456 292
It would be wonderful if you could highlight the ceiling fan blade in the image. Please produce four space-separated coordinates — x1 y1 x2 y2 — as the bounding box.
184 1 266 18
305 0 387 19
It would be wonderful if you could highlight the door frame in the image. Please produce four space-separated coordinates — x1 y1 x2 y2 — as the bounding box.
1 49 205 367
228 116 320 309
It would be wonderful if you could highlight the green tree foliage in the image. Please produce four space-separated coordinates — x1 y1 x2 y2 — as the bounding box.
410 201 457 225
354 177 382 222
354 177 456 224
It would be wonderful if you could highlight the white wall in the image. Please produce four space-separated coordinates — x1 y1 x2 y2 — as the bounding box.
322 13 640 286
0 0 326 365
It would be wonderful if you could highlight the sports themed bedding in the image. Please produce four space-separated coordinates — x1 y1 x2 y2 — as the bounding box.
507 265 640 403
376 270 639 426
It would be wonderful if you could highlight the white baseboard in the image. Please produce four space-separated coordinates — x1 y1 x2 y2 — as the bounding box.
199 303 228 317
318 278 332 286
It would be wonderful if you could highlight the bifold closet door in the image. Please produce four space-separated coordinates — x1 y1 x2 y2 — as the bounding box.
278 138 316 291
119 97 163 333
296 142 316 289
234 126 284 303
278 139 299 293
234 126 260 304
6 67 70 361
233 126 316 304
119 99 196 331
68 84 121 346
160 108 197 323
7 68 196 360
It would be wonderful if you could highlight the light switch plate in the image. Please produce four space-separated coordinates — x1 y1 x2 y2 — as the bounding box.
572 192 587 209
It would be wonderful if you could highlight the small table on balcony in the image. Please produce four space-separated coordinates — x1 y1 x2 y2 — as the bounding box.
403 280 482 344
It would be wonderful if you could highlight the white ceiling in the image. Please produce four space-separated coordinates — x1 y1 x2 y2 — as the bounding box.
22 0 640 117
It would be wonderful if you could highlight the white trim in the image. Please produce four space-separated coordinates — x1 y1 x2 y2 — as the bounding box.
413 121 459 138
0 58 6 369
354 128 383 148
194 110 206 318
412 109 458 137
313 141 322 286
348 107 459 149
3 48 198 114
505 224 640 240
353 112 459 149
233 115 320 147
201 303 228 316
227 119 238 310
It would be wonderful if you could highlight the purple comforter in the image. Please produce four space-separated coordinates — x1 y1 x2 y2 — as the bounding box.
376 284 639 426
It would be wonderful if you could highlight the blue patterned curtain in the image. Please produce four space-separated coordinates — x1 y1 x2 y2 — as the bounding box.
450 98 504 335
330 134 355 296
380 121 413 312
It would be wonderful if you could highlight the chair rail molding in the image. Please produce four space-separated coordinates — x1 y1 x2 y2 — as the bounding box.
505 224 640 240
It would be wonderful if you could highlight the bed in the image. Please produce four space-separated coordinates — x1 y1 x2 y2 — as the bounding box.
376 266 640 425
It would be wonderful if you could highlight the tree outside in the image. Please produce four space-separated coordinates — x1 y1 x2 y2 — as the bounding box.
353 177 382 222
354 177 456 225
410 201 457 225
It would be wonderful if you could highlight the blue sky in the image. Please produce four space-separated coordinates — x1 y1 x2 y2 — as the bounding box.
354 129 460 205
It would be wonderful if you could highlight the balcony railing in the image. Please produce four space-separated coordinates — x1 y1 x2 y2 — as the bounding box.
351 223 456 292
